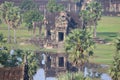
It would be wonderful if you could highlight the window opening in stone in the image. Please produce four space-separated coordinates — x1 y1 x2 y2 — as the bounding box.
58 57 64 67
58 32 64 41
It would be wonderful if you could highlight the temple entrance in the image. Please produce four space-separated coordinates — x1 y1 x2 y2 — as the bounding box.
58 57 64 67
58 32 64 41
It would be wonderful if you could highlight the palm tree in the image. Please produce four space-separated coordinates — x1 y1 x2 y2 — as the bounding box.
110 37 120 80
87 1 102 38
0 1 14 43
65 29 94 66
7 6 22 43
79 10 91 29
24 50 39 80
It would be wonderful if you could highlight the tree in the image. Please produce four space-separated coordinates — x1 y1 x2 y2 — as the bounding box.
110 37 120 80
0 48 23 67
65 29 94 66
0 48 39 80
20 0 37 11
79 10 91 29
23 9 43 33
87 1 102 38
25 50 39 80
0 1 21 43
20 0 43 35
47 0 64 13
7 6 22 43
0 1 14 43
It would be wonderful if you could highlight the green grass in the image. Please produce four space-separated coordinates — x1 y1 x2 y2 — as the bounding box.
89 44 115 65
97 16 120 42
97 16 120 32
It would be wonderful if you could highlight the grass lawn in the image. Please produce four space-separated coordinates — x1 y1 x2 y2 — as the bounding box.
89 16 120 65
89 44 115 65
97 16 120 42
97 16 120 32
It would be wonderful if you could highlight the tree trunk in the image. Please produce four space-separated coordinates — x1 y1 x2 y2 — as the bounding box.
39 24 42 37
93 22 97 38
7 25 11 43
33 22 36 37
14 29 16 43
83 20 86 29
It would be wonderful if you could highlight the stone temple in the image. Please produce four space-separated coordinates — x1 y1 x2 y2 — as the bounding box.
31 11 81 49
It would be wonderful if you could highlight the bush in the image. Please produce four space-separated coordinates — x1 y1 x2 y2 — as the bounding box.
58 72 91 80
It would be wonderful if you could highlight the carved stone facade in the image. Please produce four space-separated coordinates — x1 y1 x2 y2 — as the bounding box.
53 11 68 42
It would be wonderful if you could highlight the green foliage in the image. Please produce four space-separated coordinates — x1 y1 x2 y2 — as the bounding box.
0 46 39 78
79 1 102 27
0 33 3 42
79 1 102 37
47 0 64 13
87 1 102 22
0 48 23 67
0 33 7 45
0 1 14 24
0 1 14 43
65 29 94 65
79 10 92 29
20 0 43 30
110 37 120 80
6 5 22 43
58 72 91 80
7 6 21 29
23 9 43 30
25 50 39 79
0 1 22 43
20 0 37 11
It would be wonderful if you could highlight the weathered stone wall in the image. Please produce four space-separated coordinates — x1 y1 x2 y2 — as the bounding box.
0 66 24 80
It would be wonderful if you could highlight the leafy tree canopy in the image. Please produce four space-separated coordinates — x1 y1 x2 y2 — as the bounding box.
20 0 37 11
0 1 14 24
87 1 102 22
7 6 21 29
47 0 64 13
23 9 43 30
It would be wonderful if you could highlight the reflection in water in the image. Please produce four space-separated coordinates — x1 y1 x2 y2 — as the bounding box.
33 68 45 80
33 68 56 80
34 65 111 80
84 66 112 80
84 67 89 77
46 77 57 80
101 73 112 80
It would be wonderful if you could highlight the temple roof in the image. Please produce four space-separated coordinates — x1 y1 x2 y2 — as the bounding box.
45 11 81 30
